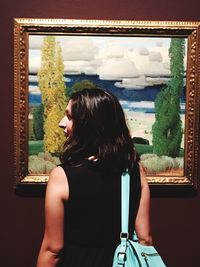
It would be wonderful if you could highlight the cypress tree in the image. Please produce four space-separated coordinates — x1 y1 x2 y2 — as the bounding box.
152 38 185 157
66 79 97 98
38 36 67 153
33 104 44 140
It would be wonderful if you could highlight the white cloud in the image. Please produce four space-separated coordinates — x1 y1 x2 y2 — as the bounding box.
63 59 101 75
138 47 149 56
127 48 170 78
29 36 44 49
29 85 41 95
29 51 41 73
146 77 170 84
61 37 98 61
149 45 169 63
145 61 170 77
115 76 150 89
63 60 91 75
29 75 38 82
149 51 163 62
126 48 149 75
115 75 170 90
98 58 140 80
103 46 124 59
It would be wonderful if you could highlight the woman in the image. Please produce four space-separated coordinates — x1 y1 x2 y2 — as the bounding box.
36 88 152 267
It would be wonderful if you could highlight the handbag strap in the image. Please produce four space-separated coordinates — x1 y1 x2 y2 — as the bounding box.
121 171 130 235
116 171 130 267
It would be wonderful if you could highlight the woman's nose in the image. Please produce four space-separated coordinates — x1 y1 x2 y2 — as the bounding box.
59 117 66 128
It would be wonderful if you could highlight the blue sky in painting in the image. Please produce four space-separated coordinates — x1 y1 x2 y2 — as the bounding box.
29 35 187 90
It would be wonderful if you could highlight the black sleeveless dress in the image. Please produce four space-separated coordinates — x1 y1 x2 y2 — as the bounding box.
58 162 141 267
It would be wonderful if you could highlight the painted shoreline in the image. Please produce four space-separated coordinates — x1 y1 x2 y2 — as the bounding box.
125 110 185 148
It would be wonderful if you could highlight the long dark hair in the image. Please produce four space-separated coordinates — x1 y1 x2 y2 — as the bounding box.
60 88 137 173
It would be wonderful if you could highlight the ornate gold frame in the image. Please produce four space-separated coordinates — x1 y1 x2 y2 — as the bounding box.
14 18 200 189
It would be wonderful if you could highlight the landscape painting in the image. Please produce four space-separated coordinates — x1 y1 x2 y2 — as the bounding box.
14 19 200 188
28 35 186 177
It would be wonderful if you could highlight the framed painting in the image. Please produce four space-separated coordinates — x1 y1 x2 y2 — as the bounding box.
14 18 200 190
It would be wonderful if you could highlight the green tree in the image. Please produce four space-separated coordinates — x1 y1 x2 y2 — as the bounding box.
152 38 185 157
38 36 67 153
33 104 44 140
66 79 97 98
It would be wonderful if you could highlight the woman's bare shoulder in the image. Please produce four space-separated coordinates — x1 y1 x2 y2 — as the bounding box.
47 166 69 201
50 165 66 177
138 163 149 188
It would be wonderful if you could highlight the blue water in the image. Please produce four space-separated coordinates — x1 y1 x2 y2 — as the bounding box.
29 74 186 114
29 94 41 105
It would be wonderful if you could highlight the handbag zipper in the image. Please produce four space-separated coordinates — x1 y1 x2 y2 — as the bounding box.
141 252 159 267
141 252 159 257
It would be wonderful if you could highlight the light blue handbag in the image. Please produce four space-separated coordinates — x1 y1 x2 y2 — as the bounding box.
112 171 167 267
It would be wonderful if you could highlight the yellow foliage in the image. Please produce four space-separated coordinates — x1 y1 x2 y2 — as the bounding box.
37 36 67 154
44 105 66 153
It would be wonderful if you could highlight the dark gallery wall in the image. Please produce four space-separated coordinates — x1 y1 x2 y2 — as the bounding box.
1 0 200 266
